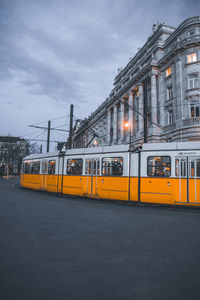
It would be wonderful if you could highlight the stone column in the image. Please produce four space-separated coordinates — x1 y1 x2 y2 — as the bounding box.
106 108 111 145
176 55 184 127
113 104 117 144
138 84 144 134
158 73 165 128
151 74 158 126
120 100 125 143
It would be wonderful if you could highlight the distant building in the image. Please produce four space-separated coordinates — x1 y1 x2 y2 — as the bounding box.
73 16 200 148
0 136 29 175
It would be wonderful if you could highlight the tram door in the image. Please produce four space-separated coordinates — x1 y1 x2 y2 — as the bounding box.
42 160 48 191
175 157 200 203
188 157 200 203
85 159 100 196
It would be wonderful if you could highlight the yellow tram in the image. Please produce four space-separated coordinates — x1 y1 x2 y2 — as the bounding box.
20 142 200 206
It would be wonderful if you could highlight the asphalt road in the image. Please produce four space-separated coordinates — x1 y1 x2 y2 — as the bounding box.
1 178 200 300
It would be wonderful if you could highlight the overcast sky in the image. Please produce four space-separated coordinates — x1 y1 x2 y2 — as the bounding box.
0 0 199 149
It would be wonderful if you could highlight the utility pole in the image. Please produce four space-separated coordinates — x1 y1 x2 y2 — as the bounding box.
68 104 74 149
47 120 51 152
29 120 69 152
143 79 148 143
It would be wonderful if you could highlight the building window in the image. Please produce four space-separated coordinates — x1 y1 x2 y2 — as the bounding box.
188 29 195 37
191 104 200 118
166 66 172 77
168 111 173 125
188 73 198 89
167 86 173 100
147 156 171 177
67 159 83 175
187 53 197 64
102 157 123 176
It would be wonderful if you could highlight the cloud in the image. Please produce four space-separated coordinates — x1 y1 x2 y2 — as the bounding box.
0 0 198 142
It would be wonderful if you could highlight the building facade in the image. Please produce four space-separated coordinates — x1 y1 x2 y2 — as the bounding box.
73 17 200 148
0 136 29 175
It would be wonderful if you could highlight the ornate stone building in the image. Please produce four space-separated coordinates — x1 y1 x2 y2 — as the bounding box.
73 17 200 148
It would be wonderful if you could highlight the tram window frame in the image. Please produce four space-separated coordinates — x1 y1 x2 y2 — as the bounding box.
21 162 25 174
42 161 48 174
175 159 186 177
197 159 200 177
147 156 171 177
189 160 195 178
102 157 123 176
67 159 83 175
24 162 31 174
31 161 40 174
188 159 200 178
85 159 100 175
48 160 56 175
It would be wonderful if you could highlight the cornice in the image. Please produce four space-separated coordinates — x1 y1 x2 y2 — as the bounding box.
164 16 200 48
114 25 175 84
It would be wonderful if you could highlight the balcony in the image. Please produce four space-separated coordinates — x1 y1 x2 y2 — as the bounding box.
163 123 176 133
183 117 200 126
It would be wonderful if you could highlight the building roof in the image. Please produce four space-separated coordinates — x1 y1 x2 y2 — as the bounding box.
0 136 26 143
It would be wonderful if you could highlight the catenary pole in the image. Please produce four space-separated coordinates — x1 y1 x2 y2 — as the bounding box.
143 79 148 143
69 104 74 149
47 120 51 152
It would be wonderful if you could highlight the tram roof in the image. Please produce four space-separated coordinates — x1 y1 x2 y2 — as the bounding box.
142 141 200 151
23 145 130 160
23 142 200 161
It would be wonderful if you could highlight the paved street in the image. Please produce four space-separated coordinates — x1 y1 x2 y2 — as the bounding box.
1 179 200 300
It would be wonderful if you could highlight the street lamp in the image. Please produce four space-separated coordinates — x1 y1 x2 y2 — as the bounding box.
124 121 131 148
93 140 98 147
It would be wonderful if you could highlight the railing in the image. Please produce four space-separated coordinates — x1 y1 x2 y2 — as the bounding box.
163 123 176 133
183 117 200 126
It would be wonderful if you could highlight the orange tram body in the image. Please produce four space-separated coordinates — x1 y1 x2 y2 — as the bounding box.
20 142 200 207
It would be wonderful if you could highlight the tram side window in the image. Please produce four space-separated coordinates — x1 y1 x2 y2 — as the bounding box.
197 159 200 177
147 156 171 177
189 160 195 177
102 157 123 176
24 162 31 174
85 159 100 175
67 159 83 175
21 162 25 174
42 162 48 174
48 160 56 174
189 159 200 178
175 159 186 177
31 162 40 174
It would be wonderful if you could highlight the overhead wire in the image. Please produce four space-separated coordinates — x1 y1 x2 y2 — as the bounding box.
31 114 70 126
